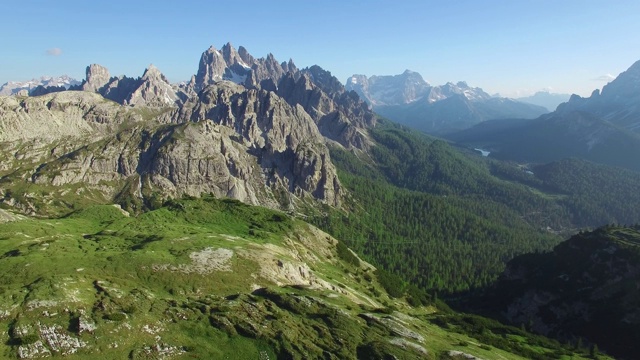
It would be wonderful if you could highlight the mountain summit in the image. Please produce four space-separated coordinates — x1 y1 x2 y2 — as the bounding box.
347 71 547 134
555 59 640 130
347 70 431 106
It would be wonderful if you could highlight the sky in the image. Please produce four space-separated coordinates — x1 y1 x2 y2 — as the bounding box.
3 0 640 97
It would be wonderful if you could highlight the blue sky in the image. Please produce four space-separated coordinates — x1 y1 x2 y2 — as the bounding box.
3 0 640 97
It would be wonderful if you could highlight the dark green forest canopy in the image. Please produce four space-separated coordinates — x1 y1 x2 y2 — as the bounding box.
312 120 640 294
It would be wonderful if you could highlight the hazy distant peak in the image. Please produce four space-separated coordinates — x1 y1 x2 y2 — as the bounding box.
0 75 81 96
345 70 430 106
516 91 571 112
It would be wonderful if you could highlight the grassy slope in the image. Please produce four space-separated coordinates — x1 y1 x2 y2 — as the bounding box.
0 197 598 359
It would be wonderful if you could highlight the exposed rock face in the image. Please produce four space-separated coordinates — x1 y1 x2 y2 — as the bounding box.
0 42 387 215
2 82 341 214
82 64 111 93
174 82 342 205
0 91 129 143
125 65 179 107
195 45 231 89
79 64 179 107
278 69 375 148
191 43 375 149
193 42 296 92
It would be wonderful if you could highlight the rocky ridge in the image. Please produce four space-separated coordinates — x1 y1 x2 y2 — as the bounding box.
78 63 179 107
556 60 640 131
0 44 367 215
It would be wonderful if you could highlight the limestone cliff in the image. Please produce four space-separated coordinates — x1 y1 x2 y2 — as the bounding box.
1 82 341 215
79 64 180 107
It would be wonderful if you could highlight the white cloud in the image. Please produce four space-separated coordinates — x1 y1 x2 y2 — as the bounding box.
592 74 615 82
46 48 63 56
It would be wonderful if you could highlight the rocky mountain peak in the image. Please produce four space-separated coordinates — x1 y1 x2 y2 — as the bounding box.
237 46 254 64
220 42 246 68
554 58 640 130
284 59 297 73
82 64 111 92
126 64 178 107
195 45 227 90
345 70 430 106
303 65 344 95
599 59 640 100
140 64 168 83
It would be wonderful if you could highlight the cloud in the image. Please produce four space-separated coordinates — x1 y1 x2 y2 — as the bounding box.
46 48 63 56
592 74 615 82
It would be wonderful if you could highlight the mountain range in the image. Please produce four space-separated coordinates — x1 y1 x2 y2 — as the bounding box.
346 70 548 134
0 76 81 96
0 42 378 217
446 60 640 172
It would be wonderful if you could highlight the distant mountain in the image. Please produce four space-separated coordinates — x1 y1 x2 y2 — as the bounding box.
0 75 81 96
76 63 180 107
446 59 640 172
346 72 548 134
556 59 640 131
485 225 640 359
347 70 431 106
516 91 571 112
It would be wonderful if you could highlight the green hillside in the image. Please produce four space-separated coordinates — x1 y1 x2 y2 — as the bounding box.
0 197 597 359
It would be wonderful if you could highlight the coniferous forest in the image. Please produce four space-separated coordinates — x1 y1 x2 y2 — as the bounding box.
312 119 640 295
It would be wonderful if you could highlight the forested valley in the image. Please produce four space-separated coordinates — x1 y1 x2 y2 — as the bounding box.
311 119 640 295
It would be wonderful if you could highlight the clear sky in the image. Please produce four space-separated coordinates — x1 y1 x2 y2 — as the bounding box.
3 0 640 97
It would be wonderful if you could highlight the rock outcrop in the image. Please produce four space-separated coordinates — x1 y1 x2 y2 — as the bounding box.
125 65 179 107
79 64 179 107
188 43 375 149
192 42 298 92
278 69 375 148
172 81 342 205
82 64 112 93
0 91 129 143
